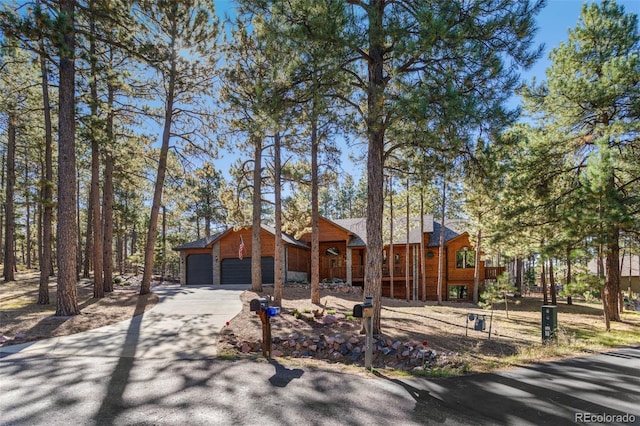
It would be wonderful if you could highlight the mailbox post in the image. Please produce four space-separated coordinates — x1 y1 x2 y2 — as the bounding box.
249 297 280 358
353 296 374 370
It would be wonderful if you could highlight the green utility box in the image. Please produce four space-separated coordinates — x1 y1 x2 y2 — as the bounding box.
541 305 558 342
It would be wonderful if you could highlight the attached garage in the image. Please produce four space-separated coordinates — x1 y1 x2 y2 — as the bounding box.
221 257 274 285
186 253 213 285
174 226 309 286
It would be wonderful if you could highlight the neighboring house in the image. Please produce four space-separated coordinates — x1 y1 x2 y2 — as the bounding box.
174 225 309 285
587 254 640 294
174 216 502 301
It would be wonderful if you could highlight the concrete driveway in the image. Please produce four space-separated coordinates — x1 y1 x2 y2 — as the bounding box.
1 287 639 425
1 285 247 360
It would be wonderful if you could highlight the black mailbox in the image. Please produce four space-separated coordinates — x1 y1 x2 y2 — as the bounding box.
250 297 268 312
353 295 374 318
353 304 364 318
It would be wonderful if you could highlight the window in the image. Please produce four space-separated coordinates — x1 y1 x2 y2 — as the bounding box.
326 247 340 256
449 285 468 300
456 247 475 269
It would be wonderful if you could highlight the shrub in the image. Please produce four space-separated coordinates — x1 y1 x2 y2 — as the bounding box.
561 273 603 302
480 273 517 318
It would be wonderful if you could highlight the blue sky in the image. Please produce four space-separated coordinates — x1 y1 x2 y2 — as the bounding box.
525 0 639 81
212 0 640 182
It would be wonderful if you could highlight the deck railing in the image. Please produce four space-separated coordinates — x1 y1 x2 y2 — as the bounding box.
484 266 506 280
326 265 506 281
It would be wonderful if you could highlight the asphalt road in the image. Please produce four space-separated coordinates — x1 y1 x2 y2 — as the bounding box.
1 286 638 425
1 347 639 425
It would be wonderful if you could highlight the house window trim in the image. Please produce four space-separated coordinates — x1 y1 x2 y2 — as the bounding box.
456 247 475 269
448 284 468 300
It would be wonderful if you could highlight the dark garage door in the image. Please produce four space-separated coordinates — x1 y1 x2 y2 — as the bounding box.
221 257 274 285
186 253 213 285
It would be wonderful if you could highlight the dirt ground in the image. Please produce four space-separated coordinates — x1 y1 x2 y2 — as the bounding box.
217 284 640 372
0 272 158 346
2 274 639 374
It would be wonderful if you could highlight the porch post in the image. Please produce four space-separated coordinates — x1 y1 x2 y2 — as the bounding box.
180 251 186 285
346 246 353 285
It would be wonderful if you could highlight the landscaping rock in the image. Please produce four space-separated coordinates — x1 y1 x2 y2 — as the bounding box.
323 315 338 325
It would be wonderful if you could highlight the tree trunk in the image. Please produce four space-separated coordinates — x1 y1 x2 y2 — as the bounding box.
83 186 92 279
38 35 53 305
116 217 123 275
541 259 548 305
311 118 320 304
89 13 104 298
420 192 426 302
251 137 263 292
472 226 482 304
25 146 31 270
56 0 80 316
566 246 572 305
102 82 115 293
549 258 557 305
4 113 16 282
604 227 621 322
141 33 178 295
0 151 4 262
437 177 446 306
273 132 283 306
389 175 394 299
363 0 386 334
405 178 410 302
515 258 523 297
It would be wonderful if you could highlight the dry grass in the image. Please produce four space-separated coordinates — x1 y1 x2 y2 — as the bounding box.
219 284 640 374
1 271 158 346
3 274 639 375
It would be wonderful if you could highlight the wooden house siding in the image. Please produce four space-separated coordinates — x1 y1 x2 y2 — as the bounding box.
176 217 485 300
287 245 310 275
218 228 276 259
300 217 351 244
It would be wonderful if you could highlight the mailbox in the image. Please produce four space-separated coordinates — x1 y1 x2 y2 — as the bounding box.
267 306 281 317
474 316 486 331
249 296 276 359
353 304 363 318
250 297 268 312
352 295 375 370
353 296 374 318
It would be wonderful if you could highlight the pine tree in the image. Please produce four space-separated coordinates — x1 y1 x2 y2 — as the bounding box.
521 0 640 325
241 0 543 333
138 0 219 295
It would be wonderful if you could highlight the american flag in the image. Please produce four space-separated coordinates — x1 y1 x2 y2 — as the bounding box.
238 235 245 260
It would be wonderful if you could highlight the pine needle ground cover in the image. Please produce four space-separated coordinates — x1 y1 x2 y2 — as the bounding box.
2 275 638 376
218 285 640 375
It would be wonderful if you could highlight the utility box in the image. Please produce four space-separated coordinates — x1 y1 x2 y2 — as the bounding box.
541 305 558 342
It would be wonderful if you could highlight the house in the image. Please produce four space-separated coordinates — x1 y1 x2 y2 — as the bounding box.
174 225 309 285
174 216 502 301
587 254 640 294
299 216 499 301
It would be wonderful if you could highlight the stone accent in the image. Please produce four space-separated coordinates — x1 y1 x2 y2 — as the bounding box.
231 331 463 372
285 280 362 295
212 242 221 285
